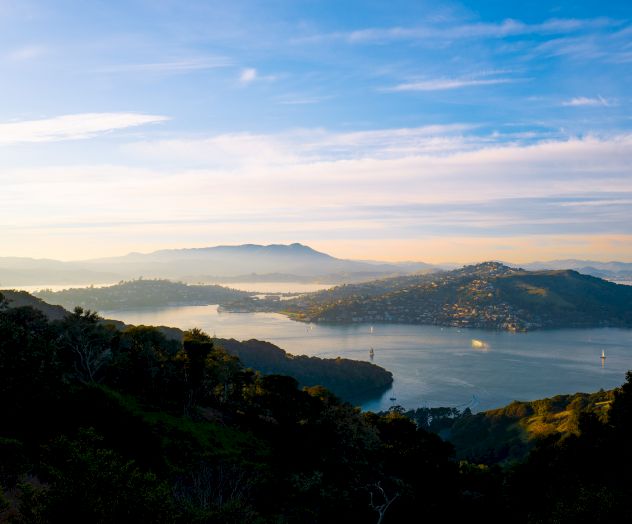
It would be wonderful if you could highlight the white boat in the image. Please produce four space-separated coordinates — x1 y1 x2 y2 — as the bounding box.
370 326 374 334
471 339 489 350
601 349 606 360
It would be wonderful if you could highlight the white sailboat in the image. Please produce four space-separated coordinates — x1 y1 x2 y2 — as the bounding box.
601 349 606 360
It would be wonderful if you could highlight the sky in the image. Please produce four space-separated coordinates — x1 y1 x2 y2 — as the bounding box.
0 0 631 263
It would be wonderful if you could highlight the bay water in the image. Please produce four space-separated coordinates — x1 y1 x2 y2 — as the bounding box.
101 304 632 413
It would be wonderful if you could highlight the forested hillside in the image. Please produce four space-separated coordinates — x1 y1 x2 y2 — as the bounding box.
35 279 253 311
273 262 632 331
2 292 632 522
0 290 392 404
402 389 614 464
217 338 392 402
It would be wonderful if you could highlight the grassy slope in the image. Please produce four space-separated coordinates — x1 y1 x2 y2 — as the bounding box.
444 389 614 464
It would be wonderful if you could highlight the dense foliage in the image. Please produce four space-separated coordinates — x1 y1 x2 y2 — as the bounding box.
35 279 252 311
2 291 632 523
217 338 393 403
402 389 613 464
0 296 461 523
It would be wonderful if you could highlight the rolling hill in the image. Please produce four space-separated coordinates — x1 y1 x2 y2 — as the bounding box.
0 243 434 286
272 262 632 331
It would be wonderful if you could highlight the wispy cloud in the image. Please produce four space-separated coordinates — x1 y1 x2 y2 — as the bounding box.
239 67 257 84
4 130 632 261
385 77 519 92
296 17 619 45
5 45 48 62
0 113 169 145
94 57 231 74
276 94 333 105
562 96 616 107
530 24 632 62
238 67 279 85
123 124 479 165
533 36 604 60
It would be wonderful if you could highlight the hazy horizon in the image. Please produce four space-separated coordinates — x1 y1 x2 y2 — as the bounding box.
1 1 631 263
2 241 632 266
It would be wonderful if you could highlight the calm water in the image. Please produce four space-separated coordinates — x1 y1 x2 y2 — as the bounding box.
101 304 632 413
15 283 116 293
194 281 332 293
15 281 330 294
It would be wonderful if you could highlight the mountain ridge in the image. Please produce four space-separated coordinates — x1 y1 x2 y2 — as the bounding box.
261 261 632 331
2 243 632 286
0 243 431 286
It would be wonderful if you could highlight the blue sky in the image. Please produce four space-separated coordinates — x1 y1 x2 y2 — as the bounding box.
1 0 631 262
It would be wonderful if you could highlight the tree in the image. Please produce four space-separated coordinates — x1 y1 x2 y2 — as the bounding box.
609 370 632 436
181 329 215 414
58 307 112 383
368 481 399 524
25 428 175 523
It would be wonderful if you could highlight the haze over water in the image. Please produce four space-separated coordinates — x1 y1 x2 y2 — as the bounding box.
101 304 632 413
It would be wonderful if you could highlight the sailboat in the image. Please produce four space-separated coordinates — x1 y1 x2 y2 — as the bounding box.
369 347 374 359
601 349 606 360
370 325 374 334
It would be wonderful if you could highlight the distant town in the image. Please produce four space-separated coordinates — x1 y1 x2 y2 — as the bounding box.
217 262 632 332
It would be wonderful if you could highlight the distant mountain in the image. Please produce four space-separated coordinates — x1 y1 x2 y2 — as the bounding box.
0 243 434 286
0 257 119 286
81 243 417 279
4 246 630 288
264 262 632 331
518 260 632 282
357 259 438 273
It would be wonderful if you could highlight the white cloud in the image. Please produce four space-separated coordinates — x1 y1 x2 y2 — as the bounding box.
94 57 231 74
5 45 48 62
562 96 615 107
297 17 618 44
3 130 631 260
117 129 632 204
125 132 297 168
239 67 257 84
123 124 478 166
385 77 518 92
0 112 169 145
3 134 631 247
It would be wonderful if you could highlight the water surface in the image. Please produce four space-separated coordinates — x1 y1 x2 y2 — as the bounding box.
101 305 632 413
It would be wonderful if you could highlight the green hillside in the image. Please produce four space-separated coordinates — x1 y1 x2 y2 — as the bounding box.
0 291 392 404
217 338 393 403
2 294 632 522
34 279 252 311
402 389 614 464
274 262 632 331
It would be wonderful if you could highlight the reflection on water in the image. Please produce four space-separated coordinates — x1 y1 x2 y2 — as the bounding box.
471 339 490 351
13 281 330 294
13 282 116 293
191 281 332 293
101 304 632 413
